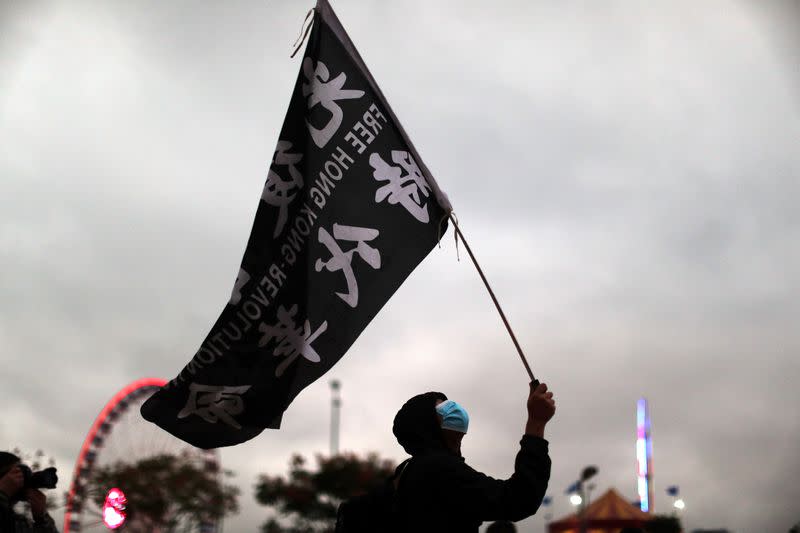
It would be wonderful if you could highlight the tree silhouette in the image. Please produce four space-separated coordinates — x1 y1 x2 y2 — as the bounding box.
255 452 396 533
88 451 238 532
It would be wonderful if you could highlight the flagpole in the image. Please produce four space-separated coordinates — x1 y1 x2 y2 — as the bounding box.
448 214 537 383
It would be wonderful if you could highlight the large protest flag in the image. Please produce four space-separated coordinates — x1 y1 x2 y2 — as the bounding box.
141 0 452 448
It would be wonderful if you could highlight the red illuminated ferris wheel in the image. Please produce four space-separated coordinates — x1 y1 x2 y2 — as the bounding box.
64 378 222 532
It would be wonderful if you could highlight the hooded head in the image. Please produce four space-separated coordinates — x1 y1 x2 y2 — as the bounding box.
394 392 472 457
393 391 460 457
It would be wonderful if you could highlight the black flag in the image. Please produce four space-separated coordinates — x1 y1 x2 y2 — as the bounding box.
141 0 451 448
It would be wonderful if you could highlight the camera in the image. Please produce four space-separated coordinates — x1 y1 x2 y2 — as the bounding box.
18 464 58 490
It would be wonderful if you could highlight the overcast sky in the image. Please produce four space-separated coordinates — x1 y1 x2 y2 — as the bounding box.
2 1 799 532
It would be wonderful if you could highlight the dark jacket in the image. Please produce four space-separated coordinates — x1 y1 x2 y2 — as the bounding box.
392 392 551 532
0 491 59 533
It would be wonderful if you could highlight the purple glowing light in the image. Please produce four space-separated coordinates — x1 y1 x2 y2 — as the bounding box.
636 398 653 513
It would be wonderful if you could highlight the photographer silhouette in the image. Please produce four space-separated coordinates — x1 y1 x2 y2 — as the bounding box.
0 452 59 532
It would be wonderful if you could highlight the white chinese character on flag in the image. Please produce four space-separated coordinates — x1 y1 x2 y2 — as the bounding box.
178 384 252 429
258 305 328 377
315 223 381 308
302 59 364 148
369 150 431 223
262 141 304 238
229 268 250 306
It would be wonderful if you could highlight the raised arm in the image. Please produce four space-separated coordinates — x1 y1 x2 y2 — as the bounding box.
453 382 556 522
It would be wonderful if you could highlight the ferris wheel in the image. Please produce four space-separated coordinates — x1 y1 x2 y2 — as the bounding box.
64 378 223 533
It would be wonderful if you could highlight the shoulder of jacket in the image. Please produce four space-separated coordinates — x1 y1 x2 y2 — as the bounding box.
409 453 475 476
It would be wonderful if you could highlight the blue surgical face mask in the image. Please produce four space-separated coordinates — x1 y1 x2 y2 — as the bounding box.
435 400 469 434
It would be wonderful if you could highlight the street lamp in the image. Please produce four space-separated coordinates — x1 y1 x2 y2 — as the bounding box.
577 465 598 533
565 465 599 533
666 485 683 514
581 466 598 482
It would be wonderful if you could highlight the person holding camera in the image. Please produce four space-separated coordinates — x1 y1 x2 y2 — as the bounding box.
0 452 59 532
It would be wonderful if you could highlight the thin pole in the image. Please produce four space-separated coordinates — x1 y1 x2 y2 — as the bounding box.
449 214 536 382
330 380 341 455
579 482 587 533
